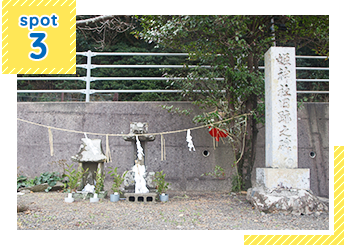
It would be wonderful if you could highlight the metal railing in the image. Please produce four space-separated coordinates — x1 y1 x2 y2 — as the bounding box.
17 50 329 102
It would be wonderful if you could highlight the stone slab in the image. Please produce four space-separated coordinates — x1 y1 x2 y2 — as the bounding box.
247 187 328 214
123 122 156 141
19 183 49 192
124 193 157 203
265 47 298 168
123 135 156 142
256 168 310 190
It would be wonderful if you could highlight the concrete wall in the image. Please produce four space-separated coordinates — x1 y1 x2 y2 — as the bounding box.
17 102 235 193
253 102 329 198
17 102 329 197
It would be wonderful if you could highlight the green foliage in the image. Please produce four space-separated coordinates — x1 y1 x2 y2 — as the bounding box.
34 172 63 192
94 167 105 194
18 15 329 105
201 165 225 178
137 15 329 190
276 15 329 56
137 14 329 107
18 16 189 102
108 167 128 194
63 164 88 193
17 172 63 192
231 173 242 193
17 175 32 190
161 105 191 116
137 15 270 146
153 170 170 194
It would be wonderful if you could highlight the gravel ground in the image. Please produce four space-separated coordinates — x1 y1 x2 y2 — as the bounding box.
17 191 329 230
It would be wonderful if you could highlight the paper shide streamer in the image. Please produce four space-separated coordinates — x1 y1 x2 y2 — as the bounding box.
186 129 195 152
161 134 166 161
105 134 112 163
48 127 54 156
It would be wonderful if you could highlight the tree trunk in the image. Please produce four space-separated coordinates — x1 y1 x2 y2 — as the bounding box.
238 94 259 190
236 52 262 190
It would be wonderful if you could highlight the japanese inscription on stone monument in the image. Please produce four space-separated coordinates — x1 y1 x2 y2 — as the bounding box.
265 47 297 169
276 53 292 152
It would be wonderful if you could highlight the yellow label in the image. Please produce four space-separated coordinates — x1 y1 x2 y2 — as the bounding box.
2 0 76 74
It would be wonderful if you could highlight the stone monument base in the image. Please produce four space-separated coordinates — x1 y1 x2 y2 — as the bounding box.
246 187 328 215
256 168 310 190
124 193 157 203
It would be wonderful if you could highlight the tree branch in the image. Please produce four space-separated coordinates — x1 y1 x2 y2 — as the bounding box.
76 15 117 26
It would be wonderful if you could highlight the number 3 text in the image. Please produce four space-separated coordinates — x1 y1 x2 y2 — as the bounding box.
28 32 48 61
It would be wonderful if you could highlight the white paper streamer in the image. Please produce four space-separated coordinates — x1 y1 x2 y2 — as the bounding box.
186 129 195 152
136 136 144 160
132 162 149 193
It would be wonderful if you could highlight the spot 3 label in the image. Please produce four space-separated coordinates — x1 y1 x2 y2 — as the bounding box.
18 14 59 61
2 0 76 74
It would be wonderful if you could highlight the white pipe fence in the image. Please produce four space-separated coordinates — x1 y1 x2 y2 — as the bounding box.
17 50 329 102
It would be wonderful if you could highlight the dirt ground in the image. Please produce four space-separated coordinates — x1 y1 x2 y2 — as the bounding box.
17 190 329 230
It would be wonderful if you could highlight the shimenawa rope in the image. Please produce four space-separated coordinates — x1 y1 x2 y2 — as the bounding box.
17 113 251 158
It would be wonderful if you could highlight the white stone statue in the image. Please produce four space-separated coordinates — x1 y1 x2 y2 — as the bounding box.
186 129 195 152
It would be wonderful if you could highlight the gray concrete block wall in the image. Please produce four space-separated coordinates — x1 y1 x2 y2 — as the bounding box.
17 102 235 193
17 102 329 196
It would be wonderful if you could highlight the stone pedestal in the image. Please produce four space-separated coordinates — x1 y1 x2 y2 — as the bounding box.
246 187 328 215
256 168 309 190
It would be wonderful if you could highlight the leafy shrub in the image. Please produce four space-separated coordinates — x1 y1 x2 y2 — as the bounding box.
94 167 105 194
63 164 88 193
17 172 63 192
153 170 170 194
108 167 127 194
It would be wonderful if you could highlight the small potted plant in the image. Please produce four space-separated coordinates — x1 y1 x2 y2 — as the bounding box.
108 167 127 202
153 170 170 202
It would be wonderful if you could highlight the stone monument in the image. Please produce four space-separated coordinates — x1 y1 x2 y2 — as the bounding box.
122 122 156 194
247 47 328 214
